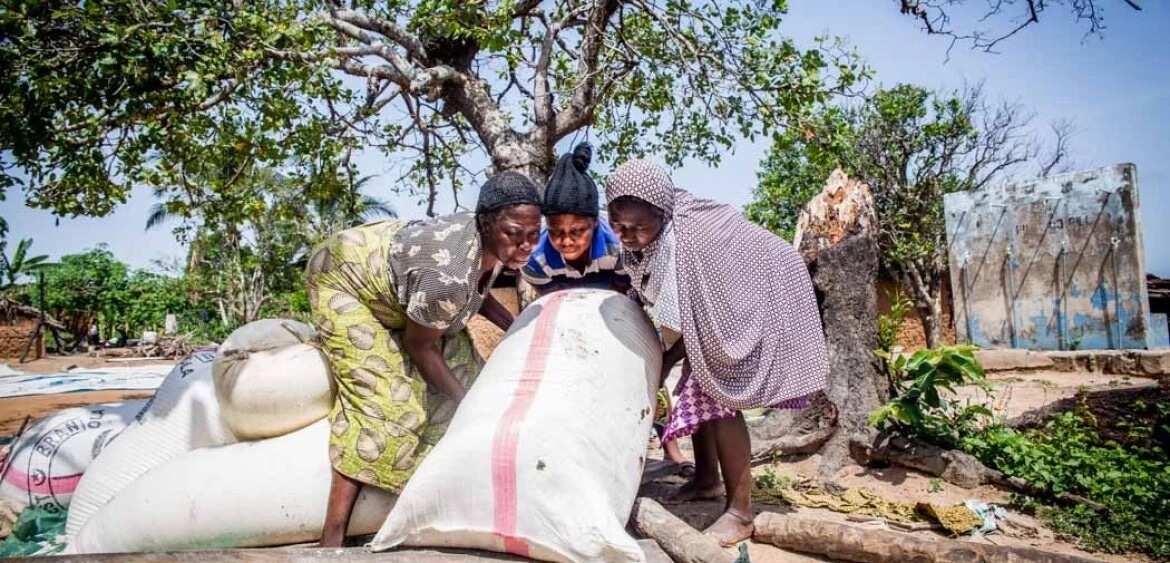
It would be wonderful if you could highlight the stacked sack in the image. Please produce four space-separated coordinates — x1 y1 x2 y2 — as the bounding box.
65 319 395 553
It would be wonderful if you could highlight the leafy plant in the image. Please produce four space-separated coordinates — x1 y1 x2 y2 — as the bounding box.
962 410 1170 558
877 289 912 353
869 345 992 448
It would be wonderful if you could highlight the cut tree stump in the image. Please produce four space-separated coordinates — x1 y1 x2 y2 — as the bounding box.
632 498 736 563
789 169 886 478
753 511 1103 563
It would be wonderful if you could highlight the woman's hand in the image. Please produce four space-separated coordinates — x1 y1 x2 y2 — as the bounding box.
479 292 515 332
403 320 466 402
660 338 686 387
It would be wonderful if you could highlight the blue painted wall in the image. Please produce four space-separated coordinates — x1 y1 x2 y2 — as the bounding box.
944 164 1152 350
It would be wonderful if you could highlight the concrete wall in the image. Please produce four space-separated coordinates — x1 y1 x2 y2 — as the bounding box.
944 164 1152 350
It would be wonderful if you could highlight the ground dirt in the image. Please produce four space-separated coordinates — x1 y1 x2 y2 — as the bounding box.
641 378 1149 563
0 389 156 436
0 354 174 436
0 341 1153 561
955 369 1160 422
1 354 172 375
639 447 1142 563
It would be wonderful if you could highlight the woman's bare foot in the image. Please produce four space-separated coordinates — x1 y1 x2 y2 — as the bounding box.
667 478 724 502
704 509 754 547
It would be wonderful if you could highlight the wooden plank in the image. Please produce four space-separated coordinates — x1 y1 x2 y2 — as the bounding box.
23 540 671 563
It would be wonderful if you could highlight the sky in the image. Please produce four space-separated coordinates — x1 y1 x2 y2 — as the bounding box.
2 0 1167 275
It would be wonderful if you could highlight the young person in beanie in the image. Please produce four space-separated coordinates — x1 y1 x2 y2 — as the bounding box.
313 171 541 546
521 142 629 295
520 143 691 476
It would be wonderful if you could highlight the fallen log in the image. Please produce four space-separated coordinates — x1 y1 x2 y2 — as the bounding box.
632 498 736 563
753 511 1102 563
849 433 1106 511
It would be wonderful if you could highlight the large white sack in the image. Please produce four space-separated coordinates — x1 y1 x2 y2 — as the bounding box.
0 401 146 515
216 318 316 356
371 289 661 563
212 318 331 440
69 418 395 553
214 342 334 440
64 350 231 539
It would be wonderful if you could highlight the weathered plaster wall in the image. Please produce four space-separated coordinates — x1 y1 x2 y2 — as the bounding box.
944 164 1151 350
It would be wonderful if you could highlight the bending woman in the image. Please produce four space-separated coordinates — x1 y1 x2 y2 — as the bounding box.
605 160 829 546
309 172 542 546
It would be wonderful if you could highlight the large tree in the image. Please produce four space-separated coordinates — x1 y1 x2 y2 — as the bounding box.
0 0 862 220
747 83 1070 347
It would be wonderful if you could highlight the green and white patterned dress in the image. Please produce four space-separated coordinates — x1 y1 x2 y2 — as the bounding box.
306 212 499 491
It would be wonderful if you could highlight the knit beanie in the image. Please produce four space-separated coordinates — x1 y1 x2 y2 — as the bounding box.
476 171 541 213
542 142 598 217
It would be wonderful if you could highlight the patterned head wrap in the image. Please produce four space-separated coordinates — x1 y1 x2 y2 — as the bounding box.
604 158 675 216
476 171 541 214
604 159 829 410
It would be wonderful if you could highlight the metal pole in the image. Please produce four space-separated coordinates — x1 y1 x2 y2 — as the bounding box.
1111 233 1123 349
1056 245 1066 350
1056 198 1070 350
960 252 974 344
1005 241 1019 348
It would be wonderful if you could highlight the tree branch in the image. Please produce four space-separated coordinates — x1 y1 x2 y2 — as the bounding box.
551 0 622 141
330 9 428 63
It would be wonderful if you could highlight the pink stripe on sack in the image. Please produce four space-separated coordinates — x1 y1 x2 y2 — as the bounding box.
490 293 566 558
3 465 83 495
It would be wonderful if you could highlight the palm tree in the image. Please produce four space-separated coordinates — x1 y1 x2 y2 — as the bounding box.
0 238 52 291
145 202 178 231
303 177 397 242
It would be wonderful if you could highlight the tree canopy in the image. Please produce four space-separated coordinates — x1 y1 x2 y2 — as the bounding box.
0 0 863 220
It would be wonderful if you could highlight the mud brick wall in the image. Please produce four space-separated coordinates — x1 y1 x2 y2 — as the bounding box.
0 317 43 359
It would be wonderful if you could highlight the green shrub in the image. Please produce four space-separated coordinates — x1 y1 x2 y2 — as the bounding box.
876 289 911 352
869 344 992 448
963 411 1170 558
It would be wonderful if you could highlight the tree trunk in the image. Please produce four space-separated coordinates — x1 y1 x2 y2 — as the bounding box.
805 235 885 477
901 264 944 349
753 511 1101 563
924 292 943 349
782 169 886 479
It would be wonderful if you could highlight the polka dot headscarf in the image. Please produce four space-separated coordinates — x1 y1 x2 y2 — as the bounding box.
605 159 829 410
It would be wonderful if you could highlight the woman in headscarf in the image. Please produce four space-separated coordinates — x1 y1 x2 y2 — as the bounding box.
308 172 543 547
520 143 690 473
606 160 829 546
